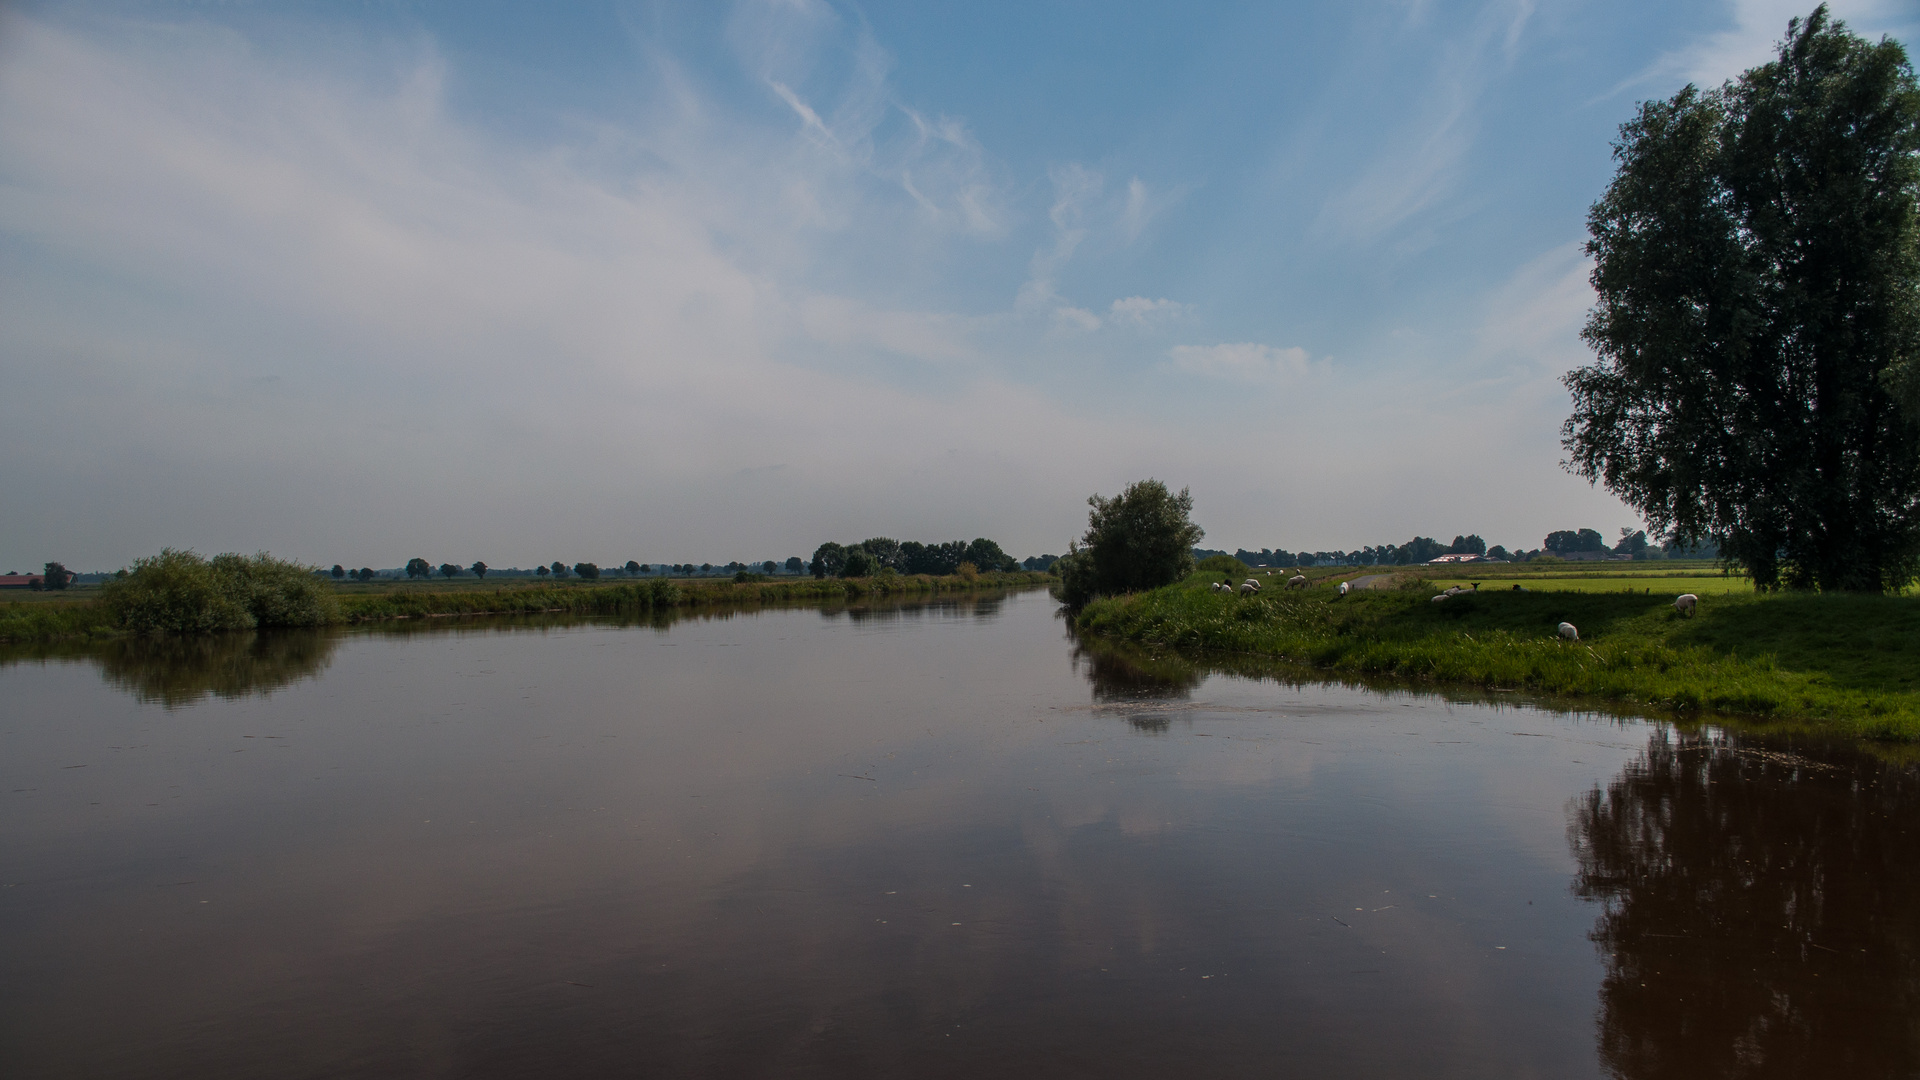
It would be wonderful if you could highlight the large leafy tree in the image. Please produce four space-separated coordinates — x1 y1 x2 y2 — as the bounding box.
1057 479 1204 605
1564 7 1920 591
809 542 846 579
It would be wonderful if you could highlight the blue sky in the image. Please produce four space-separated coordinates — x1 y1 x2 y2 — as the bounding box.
2 1 1914 569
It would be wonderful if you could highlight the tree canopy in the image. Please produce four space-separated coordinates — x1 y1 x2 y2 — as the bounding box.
1545 529 1608 554
1056 479 1204 605
1564 7 1920 591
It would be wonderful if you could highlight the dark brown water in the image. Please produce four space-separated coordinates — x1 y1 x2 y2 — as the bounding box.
1 590 1915 1079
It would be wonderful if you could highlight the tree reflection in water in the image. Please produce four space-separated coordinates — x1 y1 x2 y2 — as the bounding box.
1569 729 1920 1079
94 630 340 708
1066 632 1204 735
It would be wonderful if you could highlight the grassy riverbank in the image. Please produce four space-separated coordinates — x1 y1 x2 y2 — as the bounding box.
1074 571 1920 740
0 571 1053 643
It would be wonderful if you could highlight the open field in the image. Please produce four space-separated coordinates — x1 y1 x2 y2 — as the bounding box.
1422 574 1751 595
1074 570 1920 740
1258 559 1756 596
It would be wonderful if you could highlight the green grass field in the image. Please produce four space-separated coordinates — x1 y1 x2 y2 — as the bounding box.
0 571 1054 644
1074 568 1920 741
1423 574 1752 595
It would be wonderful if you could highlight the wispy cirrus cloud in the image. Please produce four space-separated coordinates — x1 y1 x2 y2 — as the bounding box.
737 0 1009 237
1315 0 1536 245
1626 0 1916 93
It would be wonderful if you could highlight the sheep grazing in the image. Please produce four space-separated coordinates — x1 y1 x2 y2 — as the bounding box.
1432 594 1450 604
1338 580 1351 596
1287 575 1309 590
1558 622 1579 641
1674 593 1698 617
1211 581 1230 593
1240 580 1260 596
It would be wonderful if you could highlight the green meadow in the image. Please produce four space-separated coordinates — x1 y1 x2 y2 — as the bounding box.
1074 565 1920 741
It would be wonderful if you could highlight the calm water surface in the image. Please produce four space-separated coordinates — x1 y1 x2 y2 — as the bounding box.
1 590 1915 1078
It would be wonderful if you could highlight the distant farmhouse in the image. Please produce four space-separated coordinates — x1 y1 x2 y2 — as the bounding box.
0 572 45 589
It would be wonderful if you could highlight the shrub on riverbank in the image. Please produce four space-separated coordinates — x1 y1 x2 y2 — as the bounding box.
1074 573 1920 739
98 550 339 634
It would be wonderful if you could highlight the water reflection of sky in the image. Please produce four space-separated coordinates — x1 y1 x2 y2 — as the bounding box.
1 591 1913 1078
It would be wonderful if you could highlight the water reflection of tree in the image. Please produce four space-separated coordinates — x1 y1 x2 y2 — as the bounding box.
1067 634 1204 705
95 630 340 708
1569 730 1920 1079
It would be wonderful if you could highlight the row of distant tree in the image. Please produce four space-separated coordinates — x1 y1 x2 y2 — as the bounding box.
807 537 1030 578
322 559 817 582
1201 528 1717 568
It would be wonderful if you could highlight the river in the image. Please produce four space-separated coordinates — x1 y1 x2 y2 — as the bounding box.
2 589 1914 1078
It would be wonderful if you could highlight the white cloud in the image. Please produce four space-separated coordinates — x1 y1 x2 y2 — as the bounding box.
0 4 1648 568
1017 163 1101 312
1109 296 1191 328
0 13 1127 565
1167 343 1319 383
1052 306 1103 333
1629 1 1915 94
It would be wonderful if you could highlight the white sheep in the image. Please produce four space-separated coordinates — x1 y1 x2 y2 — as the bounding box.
1211 581 1229 593
1432 594 1449 603
1558 622 1579 641
1240 580 1260 596
1287 575 1309 590
1338 580 1351 596
1674 593 1698 617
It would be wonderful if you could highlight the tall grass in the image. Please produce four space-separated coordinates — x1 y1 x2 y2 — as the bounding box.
0 600 116 643
1074 573 1920 740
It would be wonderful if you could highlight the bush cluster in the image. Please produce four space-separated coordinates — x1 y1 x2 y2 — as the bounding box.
101 550 340 634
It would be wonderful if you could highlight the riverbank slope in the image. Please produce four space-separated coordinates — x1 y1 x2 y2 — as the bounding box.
1073 572 1920 740
0 571 1054 644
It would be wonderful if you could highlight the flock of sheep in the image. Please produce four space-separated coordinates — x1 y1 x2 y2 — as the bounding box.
1207 570 1701 643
